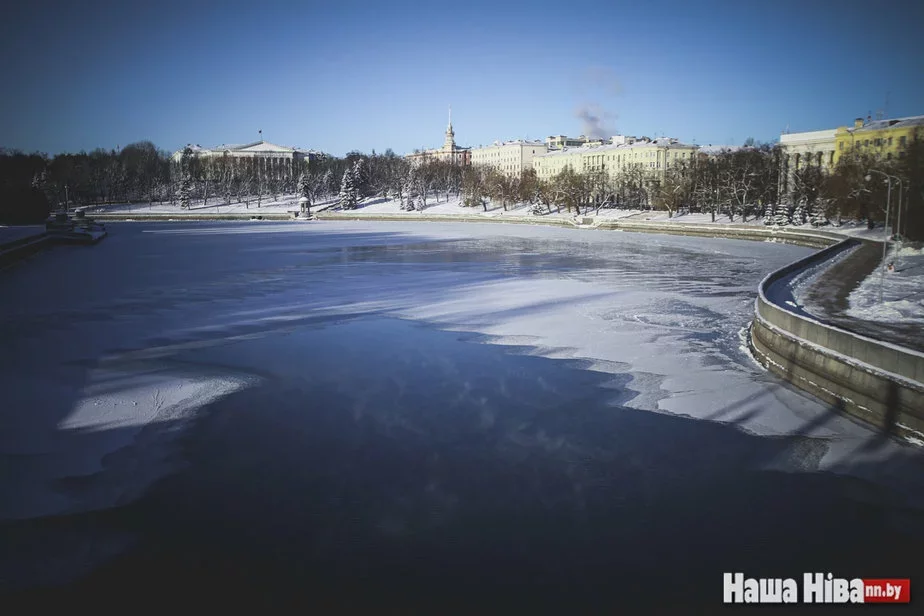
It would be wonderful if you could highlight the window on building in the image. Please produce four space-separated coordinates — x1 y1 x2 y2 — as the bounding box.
864 140 869 146
839 142 844 150
900 136 907 148
888 137 892 146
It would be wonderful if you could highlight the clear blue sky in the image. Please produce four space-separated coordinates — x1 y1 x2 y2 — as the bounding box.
1 0 922 157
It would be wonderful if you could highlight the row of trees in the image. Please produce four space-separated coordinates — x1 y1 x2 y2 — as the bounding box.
0 142 177 221
449 141 922 239
3 139 921 239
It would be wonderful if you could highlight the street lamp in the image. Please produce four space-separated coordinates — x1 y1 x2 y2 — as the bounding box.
864 169 901 303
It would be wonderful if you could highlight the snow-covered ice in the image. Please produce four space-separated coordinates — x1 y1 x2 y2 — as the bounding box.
3 220 922 528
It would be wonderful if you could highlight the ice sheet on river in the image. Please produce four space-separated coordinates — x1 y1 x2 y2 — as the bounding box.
1 220 922 522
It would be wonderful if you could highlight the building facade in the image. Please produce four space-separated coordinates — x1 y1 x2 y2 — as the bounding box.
778 129 837 196
171 140 318 180
406 108 471 166
545 135 590 150
833 115 924 164
470 140 548 176
532 137 698 180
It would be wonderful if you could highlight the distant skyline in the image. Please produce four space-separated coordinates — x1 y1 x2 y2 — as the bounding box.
1 0 922 157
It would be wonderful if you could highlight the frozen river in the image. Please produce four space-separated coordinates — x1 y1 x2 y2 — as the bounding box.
2 221 923 609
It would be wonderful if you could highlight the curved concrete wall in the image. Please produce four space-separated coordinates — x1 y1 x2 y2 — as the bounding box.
749 239 924 439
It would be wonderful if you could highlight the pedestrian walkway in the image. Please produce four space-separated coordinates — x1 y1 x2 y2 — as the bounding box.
800 238 924 353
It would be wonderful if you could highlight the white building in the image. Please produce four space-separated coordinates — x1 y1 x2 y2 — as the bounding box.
171 140 319 180
779 129 837 169
778 128 837 195
470 140 548 176
545 135 590 149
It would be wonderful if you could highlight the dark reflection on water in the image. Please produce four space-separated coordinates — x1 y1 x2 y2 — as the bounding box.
11 317 923 610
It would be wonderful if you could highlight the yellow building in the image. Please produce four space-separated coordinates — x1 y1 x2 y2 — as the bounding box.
532 136 698 181
834 115 924 164
470 140 547 177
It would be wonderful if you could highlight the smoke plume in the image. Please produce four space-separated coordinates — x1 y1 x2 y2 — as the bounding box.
575 104 616 140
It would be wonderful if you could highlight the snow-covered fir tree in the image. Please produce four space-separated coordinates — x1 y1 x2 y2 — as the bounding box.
321 169 333 200
401 168 417 211
763 203 777 225
179 176 191 209
771 203 791 226
351 159 365 202
792 200 807 226
179 146 193 209
297 173 307 199
809 200 829 227
338 169 357 210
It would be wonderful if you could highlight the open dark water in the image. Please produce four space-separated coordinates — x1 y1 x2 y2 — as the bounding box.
4 316 923 611
2 222 923 612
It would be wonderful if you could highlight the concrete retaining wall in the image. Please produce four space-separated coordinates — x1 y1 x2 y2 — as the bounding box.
749 239 924 439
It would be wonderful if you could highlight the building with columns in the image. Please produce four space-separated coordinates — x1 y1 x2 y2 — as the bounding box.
777 129 837 196
470 140 548 176
171 140 320 180
406 107 471 166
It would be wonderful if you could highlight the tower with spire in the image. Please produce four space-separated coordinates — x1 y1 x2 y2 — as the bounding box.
405 104 470 166
443 104 456 152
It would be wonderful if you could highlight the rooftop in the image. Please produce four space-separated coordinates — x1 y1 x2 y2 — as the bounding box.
697 145 748 155
174 140 319 157
535 137 697 158
474 140 546 149
849 115 924 133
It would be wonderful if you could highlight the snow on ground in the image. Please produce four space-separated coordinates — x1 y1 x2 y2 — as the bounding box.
627 211 764 225
87 195 893 242
847 243 924 324
343 195 647 220
3 220 921 522
789 242 861 315
86 195 334 215
828 220 890 240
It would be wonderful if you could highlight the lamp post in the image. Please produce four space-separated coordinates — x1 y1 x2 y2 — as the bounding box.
864 169 900 303
895 181 906 243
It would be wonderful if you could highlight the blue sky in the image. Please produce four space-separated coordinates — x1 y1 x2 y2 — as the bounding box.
1 0 922 156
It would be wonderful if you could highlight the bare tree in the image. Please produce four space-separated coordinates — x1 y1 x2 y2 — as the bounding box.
651 165 690 218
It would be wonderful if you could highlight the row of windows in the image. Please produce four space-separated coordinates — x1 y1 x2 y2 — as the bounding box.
840 135 909 150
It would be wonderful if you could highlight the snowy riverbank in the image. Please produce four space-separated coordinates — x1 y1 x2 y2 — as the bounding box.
848 243 924 325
